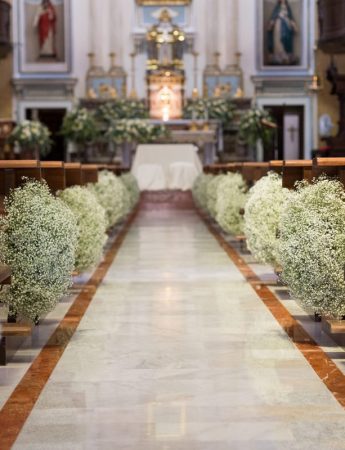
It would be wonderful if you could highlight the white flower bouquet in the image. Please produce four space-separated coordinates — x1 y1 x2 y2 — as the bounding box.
184 98 235 126
244 172 290 267
215 173 248 235
58 186 107 273
88 171 130 228
279 177 345 318
9 120 52 157
239 108 276 148
61 108 99 144
0 180 78 321
97 100 149 121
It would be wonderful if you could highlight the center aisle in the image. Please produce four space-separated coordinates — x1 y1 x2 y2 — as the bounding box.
15 207 345 449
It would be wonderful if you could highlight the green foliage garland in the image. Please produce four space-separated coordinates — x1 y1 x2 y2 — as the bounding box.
239 108 276 148
58 186 107 273
0 180 78 321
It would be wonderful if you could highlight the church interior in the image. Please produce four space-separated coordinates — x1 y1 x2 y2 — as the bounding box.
1 0 345 448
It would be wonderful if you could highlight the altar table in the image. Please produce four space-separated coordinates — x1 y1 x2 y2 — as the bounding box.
132 144 202 191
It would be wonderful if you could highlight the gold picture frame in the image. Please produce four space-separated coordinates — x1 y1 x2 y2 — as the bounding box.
136 0 191 5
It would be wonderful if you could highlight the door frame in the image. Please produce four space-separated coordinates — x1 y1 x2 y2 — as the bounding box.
256 96 315 160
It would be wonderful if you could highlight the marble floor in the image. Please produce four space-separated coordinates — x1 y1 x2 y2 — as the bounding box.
12 208 345 449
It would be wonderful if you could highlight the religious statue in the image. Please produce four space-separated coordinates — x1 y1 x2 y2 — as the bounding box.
33 0 57 59
267 0 298 65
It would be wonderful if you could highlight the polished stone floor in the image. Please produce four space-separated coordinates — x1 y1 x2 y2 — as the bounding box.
14 209 345 449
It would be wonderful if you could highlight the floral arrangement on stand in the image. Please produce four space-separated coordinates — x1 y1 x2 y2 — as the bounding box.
121 173 140 209
0 180 78 322
215 172 248 235
244 172 290 268
239 107 276 149
58 186 107 273
97 100 149 122
192 173 214 210
279 177 345 318
184 98 235 127
104 119 167 145
88 170 130 228
9 120 52 158
61 108 99 153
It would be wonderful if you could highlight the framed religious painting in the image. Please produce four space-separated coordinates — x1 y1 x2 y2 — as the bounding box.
257 0 313 73
16 0 72 74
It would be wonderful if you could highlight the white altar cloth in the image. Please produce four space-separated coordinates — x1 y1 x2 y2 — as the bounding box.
132 144 202 191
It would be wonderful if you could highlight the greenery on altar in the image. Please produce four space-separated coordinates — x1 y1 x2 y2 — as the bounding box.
104 119 168 145
88 171 130 228
58 186 107 273
97 100 149 122
61 108 99 145
279 177 345 318
9 120 52 157
244 172 290 268
239 107 276 148
0 180 78 322
215 173 248 235
183 98 235 126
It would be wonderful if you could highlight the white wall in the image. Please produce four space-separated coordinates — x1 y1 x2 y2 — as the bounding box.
71 0 257 99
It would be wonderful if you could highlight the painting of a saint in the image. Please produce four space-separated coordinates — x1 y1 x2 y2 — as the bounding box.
261 0 306 69
33 0 57 58
267 0 298 65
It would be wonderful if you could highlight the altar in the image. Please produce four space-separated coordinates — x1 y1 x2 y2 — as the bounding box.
132 144 202 191
121 119 222 168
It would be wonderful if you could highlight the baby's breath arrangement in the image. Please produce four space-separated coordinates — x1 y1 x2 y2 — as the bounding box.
104 119 167 145
215 173 248 235
88 171 129 228
0 180 78 322
279 178 345 318
206 175 226 218
244 172 290 267
97 100 149 121
58 186 107 273
121 173 140 209
192 173 214 210
184 98 235 126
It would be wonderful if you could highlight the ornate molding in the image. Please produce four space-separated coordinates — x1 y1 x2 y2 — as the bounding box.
12 78 77 100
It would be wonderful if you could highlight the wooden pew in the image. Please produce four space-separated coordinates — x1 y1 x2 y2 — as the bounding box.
0 161 41 213
98 164 129 176
313 157 345 186
205 163 238 175
40 161 66 194
82 164 99 185
269 160 284 175
242 162 269 186
0 323 32 365
65 163 83 187
282 160 313 189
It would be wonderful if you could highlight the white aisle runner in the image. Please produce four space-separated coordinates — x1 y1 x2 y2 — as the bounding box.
132 144 202 191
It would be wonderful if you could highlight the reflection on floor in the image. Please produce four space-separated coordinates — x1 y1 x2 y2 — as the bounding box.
4 204 345 448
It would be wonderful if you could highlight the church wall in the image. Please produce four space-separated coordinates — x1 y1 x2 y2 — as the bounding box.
71 0 257 100
0 0 13 119
316 50 345 146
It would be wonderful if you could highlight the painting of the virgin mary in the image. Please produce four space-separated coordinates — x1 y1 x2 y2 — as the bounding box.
267 0 299 65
